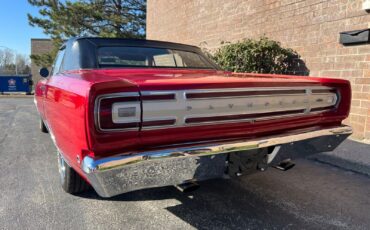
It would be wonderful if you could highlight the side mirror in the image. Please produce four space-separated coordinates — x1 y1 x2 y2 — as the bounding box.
39 68 49 78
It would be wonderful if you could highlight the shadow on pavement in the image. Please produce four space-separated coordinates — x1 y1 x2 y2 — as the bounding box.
78 178 322 229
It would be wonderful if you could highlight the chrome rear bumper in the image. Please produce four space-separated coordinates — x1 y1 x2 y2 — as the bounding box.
82 126 352 197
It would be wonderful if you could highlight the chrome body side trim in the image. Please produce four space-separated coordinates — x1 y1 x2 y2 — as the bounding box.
82 125 352 197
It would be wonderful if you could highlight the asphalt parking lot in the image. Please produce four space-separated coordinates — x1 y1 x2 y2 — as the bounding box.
1 97 370 230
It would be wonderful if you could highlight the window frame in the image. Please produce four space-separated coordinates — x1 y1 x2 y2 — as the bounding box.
51 48 66 76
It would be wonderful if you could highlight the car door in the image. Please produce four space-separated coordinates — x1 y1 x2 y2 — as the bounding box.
42 48 66 125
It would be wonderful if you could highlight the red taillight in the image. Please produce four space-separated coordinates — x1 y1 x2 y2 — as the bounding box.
95 92 181 132
321 81 351 118
96 93 141 131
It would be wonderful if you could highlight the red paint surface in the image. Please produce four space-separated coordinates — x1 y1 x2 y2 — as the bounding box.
35 68 351 171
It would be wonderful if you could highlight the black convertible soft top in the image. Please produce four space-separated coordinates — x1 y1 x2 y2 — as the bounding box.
74 37 202 52
60 37 219 70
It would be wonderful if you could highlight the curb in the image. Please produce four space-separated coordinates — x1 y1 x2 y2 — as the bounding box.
0 95 34 98
308 139 370 177
309 153 370 177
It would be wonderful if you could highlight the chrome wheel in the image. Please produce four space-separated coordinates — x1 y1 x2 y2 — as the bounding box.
57 152 66 184
56 151 89 194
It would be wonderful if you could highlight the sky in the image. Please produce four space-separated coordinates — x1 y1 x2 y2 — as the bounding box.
0 1 48 56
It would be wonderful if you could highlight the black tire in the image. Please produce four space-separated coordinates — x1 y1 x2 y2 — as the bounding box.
58 152 90 194
40 118 48 133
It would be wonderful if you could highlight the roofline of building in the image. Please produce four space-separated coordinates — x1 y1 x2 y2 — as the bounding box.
31 38 51 41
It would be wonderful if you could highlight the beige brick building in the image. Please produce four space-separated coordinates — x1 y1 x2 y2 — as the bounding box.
147 0 370 141
30 38 53 83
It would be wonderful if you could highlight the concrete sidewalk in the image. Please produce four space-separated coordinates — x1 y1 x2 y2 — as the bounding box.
310 139 370 177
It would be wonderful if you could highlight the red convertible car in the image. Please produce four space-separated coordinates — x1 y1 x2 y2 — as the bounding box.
35 37 352 197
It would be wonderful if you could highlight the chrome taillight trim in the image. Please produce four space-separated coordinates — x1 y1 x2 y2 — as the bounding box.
185 89 307 100
141 91 177 101
141 86 339 130
142 118 177 129
184 87 320 100
94 92 141 132
94 87 339 132
184 109 306 124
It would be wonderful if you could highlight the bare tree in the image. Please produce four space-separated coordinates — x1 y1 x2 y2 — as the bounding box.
0 48 14 67
16 54 31 74
0 49 31 75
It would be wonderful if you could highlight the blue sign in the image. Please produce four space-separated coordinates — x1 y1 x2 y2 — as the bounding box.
0 75 32 94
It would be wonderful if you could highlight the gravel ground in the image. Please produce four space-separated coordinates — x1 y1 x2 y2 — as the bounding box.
1 98 370 230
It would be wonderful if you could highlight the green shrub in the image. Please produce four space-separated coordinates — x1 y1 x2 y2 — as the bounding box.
211 37 307 75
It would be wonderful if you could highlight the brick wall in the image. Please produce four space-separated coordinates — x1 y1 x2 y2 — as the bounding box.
147 0 370 141
30 39 53 84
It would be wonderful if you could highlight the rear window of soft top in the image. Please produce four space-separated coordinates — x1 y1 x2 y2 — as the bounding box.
97 46 215 69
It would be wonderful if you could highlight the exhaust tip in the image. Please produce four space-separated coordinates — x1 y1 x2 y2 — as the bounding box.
174 181 200 193
274 159 295 171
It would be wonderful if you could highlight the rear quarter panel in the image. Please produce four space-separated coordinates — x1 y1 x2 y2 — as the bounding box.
44 70 142 161
43 73 91 174
85 79 141 157
34 79 47 120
